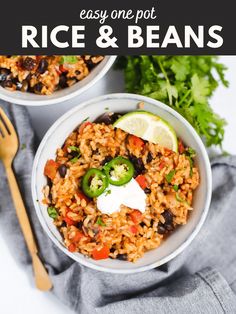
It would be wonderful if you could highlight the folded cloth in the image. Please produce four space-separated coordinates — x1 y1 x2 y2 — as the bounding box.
0 102 236 314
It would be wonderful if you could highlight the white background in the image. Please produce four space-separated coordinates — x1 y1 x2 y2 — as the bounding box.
0 56 236 313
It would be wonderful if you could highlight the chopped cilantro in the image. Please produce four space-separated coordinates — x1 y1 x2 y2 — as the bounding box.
69 146 81 163
47 207 58 219
165 170 176 183
185 147 196 158
175 193 184 203
60 56 78 64
68 146 80 152
96 217 106 226
70 156 80 163
185 147 196 177
173 185 179 192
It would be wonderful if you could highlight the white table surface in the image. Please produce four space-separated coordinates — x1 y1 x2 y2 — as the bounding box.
0 56 236 313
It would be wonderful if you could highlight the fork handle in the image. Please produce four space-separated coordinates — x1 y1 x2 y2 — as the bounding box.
5 164 53 291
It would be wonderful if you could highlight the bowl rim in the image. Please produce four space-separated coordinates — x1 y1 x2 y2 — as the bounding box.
31 93 212 273
0 56 116 107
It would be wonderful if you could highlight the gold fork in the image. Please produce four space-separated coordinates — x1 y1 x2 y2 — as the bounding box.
0 107 52 291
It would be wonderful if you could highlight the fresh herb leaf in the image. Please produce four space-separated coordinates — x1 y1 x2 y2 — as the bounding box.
96 217 106 226
69 146 81 163
68 146 80 152
165 170 176 183
185 147 196 158
60 56 78 64
70 156 80 163
21 143 26 150
117 56 228 147
47 206 58 219
173 185 179 192
175 193 184 202
185 147 196 177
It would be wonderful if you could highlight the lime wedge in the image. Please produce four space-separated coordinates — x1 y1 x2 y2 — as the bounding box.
113 111 178 152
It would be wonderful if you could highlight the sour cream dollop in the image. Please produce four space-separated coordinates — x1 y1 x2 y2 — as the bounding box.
97 178 146 214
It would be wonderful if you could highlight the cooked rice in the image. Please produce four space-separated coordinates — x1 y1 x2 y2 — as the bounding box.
43 121 199 262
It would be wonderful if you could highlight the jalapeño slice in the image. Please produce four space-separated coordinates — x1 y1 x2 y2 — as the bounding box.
103 156 134 186
82 168 108 198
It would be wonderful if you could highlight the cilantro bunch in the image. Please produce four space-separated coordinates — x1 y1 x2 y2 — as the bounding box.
117 56 228 147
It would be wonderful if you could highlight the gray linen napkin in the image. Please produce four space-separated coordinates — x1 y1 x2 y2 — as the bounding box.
0 102 236 314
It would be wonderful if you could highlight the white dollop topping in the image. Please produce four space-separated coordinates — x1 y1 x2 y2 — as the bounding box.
97 178 146 214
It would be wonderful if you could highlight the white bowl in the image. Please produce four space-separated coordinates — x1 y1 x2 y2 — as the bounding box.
0 56 116 106
32 93 212 273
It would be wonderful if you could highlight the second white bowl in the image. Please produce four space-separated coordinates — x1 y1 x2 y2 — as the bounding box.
0 56 116 106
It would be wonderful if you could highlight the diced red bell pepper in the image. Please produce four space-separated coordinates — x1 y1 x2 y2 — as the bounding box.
76 191 89 203
64 211 76 226
129 135 144 149
135 175 147 189
178 140 185 154
68 243 76 252
59 64 68 73
44 159 59 180
92 246 110 260
72 231 84 242
159 160 166 170
164 148 172 156
79 121 92 134
130 225 138 234
130 210 142 224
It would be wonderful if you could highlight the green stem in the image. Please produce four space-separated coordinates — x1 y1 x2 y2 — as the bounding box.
178 90 191 106
157 59 173 105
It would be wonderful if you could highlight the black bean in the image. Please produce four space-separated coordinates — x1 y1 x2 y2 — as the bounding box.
86 59 95 71
34 82 43 94
58 164 67 178
0 68 10 82
38 58 48 74
2 80 13 88
110 247 116 253
144 188 151 194
150 219 155 226
59 74 68 88
101 155 113 166
116 254 128 261
48 192 53 204
94 112 121 125
76 221 83 229
25 73 32 82
157 224 166 235
20 80 29 92
47 177 52 188
162 210 173 225
129 154 145 176
21 57 37 71
69 150 79 158
61 221 67 228
146 152 153 163
165 224 174 232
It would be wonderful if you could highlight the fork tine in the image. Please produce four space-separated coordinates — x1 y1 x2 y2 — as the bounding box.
0 107 17 138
